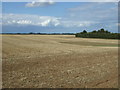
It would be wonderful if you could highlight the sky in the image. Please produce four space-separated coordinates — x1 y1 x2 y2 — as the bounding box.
2 1 118 33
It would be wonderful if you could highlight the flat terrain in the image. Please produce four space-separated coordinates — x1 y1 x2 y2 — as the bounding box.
2 35 118 88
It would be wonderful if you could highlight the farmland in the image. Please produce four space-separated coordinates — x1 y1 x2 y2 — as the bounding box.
2 35 118 88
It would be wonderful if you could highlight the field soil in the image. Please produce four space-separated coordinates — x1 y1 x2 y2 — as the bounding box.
2 35 118 88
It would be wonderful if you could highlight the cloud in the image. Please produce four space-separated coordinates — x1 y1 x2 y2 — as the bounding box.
3 14 60 26
25 0 55 7
60 20 96 27
68 2 118 22
86 0 119 2
66 2 118 32
3 13 94 28
2 2 118 33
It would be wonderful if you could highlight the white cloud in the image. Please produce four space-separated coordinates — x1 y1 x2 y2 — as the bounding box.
25 0 55 7
17 20 32 24
68 2 118 23
2 13 94 28
61 20 95 27
3 14 60 26
86 0 118 2
40 19 51 26
2 0 119 2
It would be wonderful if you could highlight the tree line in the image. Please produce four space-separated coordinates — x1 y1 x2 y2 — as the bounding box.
2 32 75 35
76 28 120 39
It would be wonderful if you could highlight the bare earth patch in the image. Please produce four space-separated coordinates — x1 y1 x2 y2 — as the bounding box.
2 35 118 88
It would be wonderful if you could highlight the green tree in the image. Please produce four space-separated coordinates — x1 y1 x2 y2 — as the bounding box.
92 30 97 33
81 30 87 34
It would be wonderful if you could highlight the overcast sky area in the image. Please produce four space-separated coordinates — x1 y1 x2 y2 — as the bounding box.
2 2 118 33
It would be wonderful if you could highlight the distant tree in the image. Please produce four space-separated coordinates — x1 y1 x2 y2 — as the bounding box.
37 33 41 34
105 30 110 33
92 30 97 33
29 32 34 34
99 28 105 33
75 29 120 39
100 28 105 31
81 30 87 34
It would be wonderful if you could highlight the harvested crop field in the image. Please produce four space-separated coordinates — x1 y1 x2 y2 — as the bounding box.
2 35 119 88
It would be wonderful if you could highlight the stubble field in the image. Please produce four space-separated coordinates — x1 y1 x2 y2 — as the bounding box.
2 35 118 88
